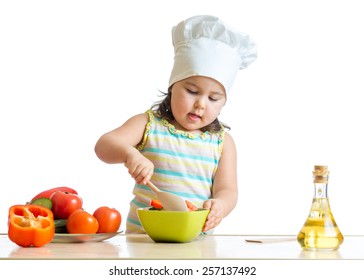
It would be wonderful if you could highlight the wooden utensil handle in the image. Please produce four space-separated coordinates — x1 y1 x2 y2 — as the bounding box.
146 181 160 193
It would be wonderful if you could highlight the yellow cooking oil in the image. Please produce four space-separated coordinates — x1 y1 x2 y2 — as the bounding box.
297 166 344 251
297 198 344 250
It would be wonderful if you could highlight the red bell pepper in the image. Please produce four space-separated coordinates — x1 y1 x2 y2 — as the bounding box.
185 200 198 211
150 199 198 211
8 204 55 247
150 199 163 209
30 186 78 202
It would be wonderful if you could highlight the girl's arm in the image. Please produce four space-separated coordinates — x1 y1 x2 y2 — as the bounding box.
202 132 238 232
94 113 154 184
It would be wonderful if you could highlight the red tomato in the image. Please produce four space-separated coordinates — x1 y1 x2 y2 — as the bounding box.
93 206 122 233
50 191 83 219
66 209 99 234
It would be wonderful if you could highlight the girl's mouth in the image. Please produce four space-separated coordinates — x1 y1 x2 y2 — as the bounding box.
188 113 201 121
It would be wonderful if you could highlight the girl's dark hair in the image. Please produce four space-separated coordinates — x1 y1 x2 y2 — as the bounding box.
151 90 230 133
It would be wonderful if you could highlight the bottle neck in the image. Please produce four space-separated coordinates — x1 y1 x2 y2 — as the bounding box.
313 182 328 198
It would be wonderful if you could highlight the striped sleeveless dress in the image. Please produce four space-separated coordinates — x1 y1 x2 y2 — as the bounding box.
126 109 225 233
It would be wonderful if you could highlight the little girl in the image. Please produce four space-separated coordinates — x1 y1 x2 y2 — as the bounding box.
95 15 257 233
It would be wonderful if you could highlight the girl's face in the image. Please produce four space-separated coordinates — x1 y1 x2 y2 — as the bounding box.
170 76 226 132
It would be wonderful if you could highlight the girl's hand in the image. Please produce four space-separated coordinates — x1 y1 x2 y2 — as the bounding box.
202 199 225 232
124 148 154 185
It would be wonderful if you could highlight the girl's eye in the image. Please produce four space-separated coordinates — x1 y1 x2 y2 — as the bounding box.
209 97 218 102
187 89 197 94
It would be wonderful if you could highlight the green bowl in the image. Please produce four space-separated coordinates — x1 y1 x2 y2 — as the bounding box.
137 208 209 243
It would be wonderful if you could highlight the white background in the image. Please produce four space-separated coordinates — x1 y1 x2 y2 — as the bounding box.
1 0 364 236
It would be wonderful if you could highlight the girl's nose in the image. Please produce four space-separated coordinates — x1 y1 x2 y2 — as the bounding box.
194 97 206 109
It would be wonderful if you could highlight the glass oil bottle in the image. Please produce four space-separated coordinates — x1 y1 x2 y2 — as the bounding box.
297 165 344 250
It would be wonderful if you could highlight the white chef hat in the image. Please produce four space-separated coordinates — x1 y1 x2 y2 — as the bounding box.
168 15 257 93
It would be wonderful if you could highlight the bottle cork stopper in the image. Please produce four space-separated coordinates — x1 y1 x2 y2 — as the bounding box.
313 165 329 183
